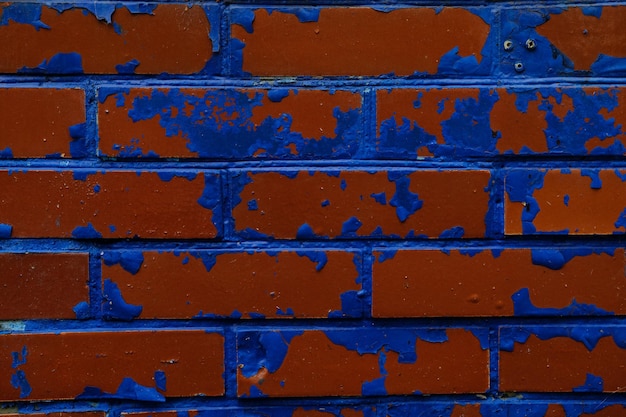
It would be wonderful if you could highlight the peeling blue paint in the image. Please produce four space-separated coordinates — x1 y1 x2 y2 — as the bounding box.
50 3 157 24
512 288 613 316
388 173 423 222
154 370 166 392
0 147 13 158
0 223 13 238
231 8 256 33
295 250 327 271
110 88 360 159
20 52 84 74
328 290 363 318
73 301 90 319
325 328 448 363
573 373 604 392
102 279 142 320
103 251 144 275
10 370 32 398
505 169 546 234
341 216 362 236
581 169 602 189
189 251 217 273
531 247 615 270
0 3 49 30
77 377 165 402
500 325 625 352
11 346 27 368
439 226 464 239
72 223 103 239
267 89 290 102
296 223 316 239
116 59 140 74
615 207 626 230
238 331 304 378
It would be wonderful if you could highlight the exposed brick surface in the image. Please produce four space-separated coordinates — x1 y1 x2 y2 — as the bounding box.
0 4 215 74
373 248 626 317
102 250 362 319
98 88 363 159
237 328 488 397
535 6 626 72
505 169 626 235
0 170 220 238
499 326 626 392
2 0 625 415
231 7 490 76
232 170 491 239
377 87 626 157
0 253 89 319
0 88 86 158
0 330 224 401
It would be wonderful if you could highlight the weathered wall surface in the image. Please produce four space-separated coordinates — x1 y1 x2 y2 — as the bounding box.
1 1 626 416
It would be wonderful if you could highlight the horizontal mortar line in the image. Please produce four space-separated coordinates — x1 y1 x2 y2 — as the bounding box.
2 237 626 250
11 393 626 413
4 158 626 170
5 316 626 333
5 75 626 88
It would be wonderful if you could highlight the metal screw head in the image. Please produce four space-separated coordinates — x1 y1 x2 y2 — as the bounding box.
525 39 537 50
514 62 525 73
503 40 514 51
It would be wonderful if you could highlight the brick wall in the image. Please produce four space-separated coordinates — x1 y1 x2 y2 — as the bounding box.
1 2 626 416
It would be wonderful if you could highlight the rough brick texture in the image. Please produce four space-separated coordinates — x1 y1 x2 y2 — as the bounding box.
2 1 625 416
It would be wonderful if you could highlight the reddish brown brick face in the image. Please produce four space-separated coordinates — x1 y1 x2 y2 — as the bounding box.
0 88 85 158
0 170 220 238
98 88 362 159
231 8 490 76
102 250 362 319
505 169 626 235
0 4 213 74
232 170 491 239
0 331 224 401
237 328 488 397
500 327 626 393
0 253 89 319
373 248 626 317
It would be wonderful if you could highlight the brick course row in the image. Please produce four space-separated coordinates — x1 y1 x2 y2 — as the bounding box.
3 169 626 238
3 248 624 320
4 86 626 159
1 4 626 77
2 326 626 401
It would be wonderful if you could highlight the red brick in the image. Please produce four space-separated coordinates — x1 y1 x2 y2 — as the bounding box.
505 169 626 235
231 8 489 76
0 253 89 319
500 327 626 392
372 248 626 317
0 88 85 158
232 170 491 239
377 87 626 157
536 6 626 71
237 328 488 397
98 88 362 159
0 4 213 74
0 170 220 239
102 250 361 319
0 330 224 401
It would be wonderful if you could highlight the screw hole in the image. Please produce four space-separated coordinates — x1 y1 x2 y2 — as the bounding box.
503 40 514 51
514 62 525 73
525 39 537 50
